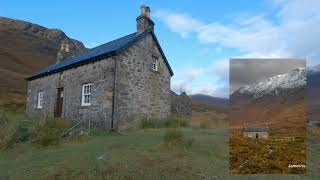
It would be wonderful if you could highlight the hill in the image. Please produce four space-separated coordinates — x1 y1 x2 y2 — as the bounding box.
0 16 87 103
190 94 228 105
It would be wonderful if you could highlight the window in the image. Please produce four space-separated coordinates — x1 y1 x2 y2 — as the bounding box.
81 83 92 106
151 56 158 71
37 92 44 108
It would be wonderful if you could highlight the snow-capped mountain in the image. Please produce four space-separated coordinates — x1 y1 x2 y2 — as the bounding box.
232 68 306 101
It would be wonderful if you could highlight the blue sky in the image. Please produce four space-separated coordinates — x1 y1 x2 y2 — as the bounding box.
1 0 319 97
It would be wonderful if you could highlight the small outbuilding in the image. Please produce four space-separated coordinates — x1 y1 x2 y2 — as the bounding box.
243 124 269 139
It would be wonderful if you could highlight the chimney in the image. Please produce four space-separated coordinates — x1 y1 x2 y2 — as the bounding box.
56 43 70 63
136 4 154 33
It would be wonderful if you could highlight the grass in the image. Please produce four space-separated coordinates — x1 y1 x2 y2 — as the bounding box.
0 128 228 179
0 103 319 179
162 128 194 149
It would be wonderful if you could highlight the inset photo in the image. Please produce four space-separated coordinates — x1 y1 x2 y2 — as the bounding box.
229 59 307 174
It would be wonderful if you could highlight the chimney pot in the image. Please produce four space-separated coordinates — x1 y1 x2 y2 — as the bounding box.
140 4 147 15
136 4 154 32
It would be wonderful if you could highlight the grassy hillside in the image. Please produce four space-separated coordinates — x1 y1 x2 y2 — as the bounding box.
0 16 87 104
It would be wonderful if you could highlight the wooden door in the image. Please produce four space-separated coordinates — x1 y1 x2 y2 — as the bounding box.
55 88 64 118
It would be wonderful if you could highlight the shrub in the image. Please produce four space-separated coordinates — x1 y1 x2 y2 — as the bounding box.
29 117 70 146
162 128 193 149
0 123 19 151
16 126 30 142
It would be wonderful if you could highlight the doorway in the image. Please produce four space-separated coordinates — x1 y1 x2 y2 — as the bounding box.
256 133 259 139
55 88 64 118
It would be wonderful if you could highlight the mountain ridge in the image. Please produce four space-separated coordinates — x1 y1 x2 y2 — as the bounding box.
190 94 229 105
231 68 306 103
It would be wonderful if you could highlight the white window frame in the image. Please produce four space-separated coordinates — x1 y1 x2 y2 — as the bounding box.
151 56 158 71
37 92 44 108
81 83 92 106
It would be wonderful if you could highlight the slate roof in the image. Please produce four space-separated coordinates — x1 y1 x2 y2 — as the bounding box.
27 29 173 80
243 125 269 132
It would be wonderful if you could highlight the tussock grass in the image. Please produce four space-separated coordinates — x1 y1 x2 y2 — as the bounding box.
162 128 194 149
141 114 190 129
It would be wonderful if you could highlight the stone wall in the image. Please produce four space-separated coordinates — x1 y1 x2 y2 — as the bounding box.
114 33 171 129
26 57 115 128
171 91 192 115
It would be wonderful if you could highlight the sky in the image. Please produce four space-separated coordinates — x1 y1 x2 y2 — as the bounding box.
1 0 319 98
230 59 306 93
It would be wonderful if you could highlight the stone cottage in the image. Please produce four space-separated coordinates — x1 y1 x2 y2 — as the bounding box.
26 5 174 130
243 124 269 139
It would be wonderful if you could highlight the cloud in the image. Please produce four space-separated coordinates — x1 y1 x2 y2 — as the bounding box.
154 10 203 38
190 82 229 98
210 59 229 82
182 68 203 81
190 83 216 96
155 1 320 66
171 65 230 98
171 80 190 94
171 67 203 94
